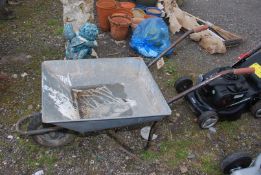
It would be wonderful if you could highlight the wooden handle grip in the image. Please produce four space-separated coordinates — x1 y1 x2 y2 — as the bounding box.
233 67 255 75
193 25 209 33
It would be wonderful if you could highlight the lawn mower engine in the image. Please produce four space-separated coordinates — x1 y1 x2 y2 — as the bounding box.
200 67 249 110
175 50 261 129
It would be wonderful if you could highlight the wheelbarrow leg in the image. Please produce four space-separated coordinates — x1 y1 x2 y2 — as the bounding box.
106 130 142 161
144 121 158 150
106 130 131 152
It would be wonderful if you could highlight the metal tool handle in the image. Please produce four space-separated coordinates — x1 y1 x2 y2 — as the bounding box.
233 67 255 75
16 114 61 136
237 42 261 61
233 42 261 68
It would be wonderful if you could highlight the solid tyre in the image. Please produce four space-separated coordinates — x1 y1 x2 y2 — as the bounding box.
198 111 219 129
250 101 261 118
27 113 75 147
221 152 252 174
174 76 193 93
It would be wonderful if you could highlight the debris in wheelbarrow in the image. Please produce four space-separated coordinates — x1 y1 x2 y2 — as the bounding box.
71 84 136 118
174 42 261 129
16 58 171 147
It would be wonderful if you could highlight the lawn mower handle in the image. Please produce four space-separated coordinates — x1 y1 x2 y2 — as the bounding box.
233 42 261 67
233 67 255 75
237 42 261 60
167 67 255 105
147 25 209 68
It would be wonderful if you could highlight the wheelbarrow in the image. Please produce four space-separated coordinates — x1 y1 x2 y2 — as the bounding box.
16 24 254 149
16 25 210 148
16 58 172 147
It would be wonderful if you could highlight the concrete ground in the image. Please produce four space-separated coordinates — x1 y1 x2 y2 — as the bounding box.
0 0 260 174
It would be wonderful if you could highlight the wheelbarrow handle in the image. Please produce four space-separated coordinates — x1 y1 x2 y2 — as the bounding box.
16 115 62 136
233 67 255 75
148 25 209 68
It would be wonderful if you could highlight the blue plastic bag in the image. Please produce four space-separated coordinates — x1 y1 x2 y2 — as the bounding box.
130 18 171 58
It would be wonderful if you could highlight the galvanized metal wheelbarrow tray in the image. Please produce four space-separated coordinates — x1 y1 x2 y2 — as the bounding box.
17 57 171 137
41 57 171 133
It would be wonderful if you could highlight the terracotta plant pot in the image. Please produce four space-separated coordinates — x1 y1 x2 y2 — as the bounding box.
113 8 134 18
108 15 131 41
119 2 136 12
96 0 117 31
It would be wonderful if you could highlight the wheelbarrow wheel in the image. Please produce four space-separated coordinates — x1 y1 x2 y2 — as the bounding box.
174 76 193 93
221 152 252 174
28 113 75 147
198 111 218 129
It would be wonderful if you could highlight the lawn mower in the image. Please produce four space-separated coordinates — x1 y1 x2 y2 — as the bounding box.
221 152 261 175
174 42 261 129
